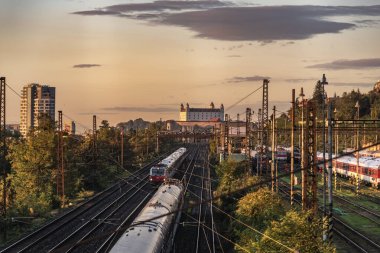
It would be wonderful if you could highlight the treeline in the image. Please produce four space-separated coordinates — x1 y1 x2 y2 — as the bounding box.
313 82 380 120
0 116 174 224
275 85 380 147
210 145 335 252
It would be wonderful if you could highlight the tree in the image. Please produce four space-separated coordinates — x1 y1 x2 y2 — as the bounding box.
312 81 325 119
235 188 284 231
257 210 336 253
7 121 57 215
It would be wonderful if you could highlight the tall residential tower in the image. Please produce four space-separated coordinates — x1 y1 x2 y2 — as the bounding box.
20 83 56 136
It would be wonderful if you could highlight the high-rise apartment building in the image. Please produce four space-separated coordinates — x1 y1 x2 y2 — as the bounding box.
20 83 56 136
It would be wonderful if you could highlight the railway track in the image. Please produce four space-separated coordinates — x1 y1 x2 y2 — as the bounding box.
278 182 380 253
0 157 163 253
195 149 214 253
174 145 216 253
336 179 380 205
332 194 380 226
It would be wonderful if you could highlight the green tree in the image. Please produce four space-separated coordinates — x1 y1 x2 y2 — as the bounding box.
7 119 57 215
257 210 335 253
235 188 284 231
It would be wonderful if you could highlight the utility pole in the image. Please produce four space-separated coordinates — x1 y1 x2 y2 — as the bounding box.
334 108 338 191
93 115 97 175
299 88 307 210
271 106 276 192
246 108 252 172
257 109 262 176
327 100 334 244
120 128 124 168
355 101 360 195
146 129 149 157
321 74 328 219
156 131 159 154
0 76 8 241
305 101 318 213
262 79 269 174
290 89 295 206
57 110 64 206
223 114 229 161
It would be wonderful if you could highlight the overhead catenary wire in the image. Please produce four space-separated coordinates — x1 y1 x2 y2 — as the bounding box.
126 140 380 230
5 83 22 98
186 188 297 253
225 85 263 112
48 142 380 253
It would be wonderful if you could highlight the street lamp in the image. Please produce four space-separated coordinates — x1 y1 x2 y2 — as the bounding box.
355 101 360 195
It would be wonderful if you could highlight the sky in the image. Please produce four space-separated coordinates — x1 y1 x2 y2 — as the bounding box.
1 0 380 132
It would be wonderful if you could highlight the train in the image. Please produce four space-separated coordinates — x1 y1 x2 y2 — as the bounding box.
110 179 184 253
149 147 187 183
317 152 380 188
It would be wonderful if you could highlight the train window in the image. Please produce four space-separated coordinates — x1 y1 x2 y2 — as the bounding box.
151 168 164 175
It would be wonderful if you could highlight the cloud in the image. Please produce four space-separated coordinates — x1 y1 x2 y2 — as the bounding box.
285 78 316 83
73 4 380 42
159 5 380 41
228 75 270 83
307 58 380 70
73 64 101 68
329 82 374 87
72 10 121 16
72 1 227 17
101 106 178 113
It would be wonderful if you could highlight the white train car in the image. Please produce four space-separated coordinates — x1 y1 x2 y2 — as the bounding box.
150 147 187 183
110 179 184 253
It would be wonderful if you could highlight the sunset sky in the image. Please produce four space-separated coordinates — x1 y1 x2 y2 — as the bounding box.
1 0 380 132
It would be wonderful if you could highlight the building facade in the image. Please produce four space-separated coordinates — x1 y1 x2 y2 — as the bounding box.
179 102 224 121
20 83 56 136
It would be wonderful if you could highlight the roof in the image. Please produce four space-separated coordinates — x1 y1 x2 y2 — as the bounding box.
188 108 223 112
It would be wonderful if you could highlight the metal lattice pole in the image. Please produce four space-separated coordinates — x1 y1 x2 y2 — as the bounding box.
0 77 7 222
290 89 295 206
355 102 360 195
271 106 276 192
306 101 318 213
327 101 334 244
246 108 252 170
57 110 64 206
262 79 269 174
257 109 262 176
93 115 97 179
223 114 229 161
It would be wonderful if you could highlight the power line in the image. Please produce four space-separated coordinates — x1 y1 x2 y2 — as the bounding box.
186 188 298 252
5 83 22 98
128 140 380 228
48 142 380 253
62 113 91 132
225 85 262 112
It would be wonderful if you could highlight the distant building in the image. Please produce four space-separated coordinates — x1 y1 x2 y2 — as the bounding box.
6 124 20 134
20 83 56 136
64 121 76 135
179 102 224 122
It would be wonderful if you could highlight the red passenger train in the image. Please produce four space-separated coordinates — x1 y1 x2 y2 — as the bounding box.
317 152 380 188
149 147 187 183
